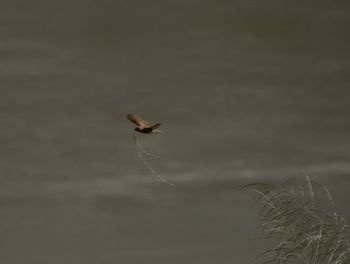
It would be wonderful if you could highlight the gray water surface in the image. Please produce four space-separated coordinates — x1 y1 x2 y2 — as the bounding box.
1 1 350 263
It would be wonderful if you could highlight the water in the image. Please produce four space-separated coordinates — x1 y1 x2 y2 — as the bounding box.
1 0 350 263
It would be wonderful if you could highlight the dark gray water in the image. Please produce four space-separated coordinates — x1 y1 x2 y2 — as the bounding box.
1 1 350 263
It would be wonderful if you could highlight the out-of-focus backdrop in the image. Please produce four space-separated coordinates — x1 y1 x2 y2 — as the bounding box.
1 0 350 263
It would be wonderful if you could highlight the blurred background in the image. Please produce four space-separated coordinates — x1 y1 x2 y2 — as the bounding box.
1 0 350 263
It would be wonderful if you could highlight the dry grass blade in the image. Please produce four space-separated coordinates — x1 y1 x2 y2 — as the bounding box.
133 134 175 187
245 176 350 264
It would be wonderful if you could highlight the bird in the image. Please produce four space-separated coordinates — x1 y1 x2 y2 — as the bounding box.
127 113 162 134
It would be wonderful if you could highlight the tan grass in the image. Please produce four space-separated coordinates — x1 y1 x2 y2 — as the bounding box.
245 175 350 264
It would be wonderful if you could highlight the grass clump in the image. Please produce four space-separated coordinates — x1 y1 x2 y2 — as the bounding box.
246 175 350 264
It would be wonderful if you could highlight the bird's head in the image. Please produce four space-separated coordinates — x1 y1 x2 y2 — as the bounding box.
152 128 162 134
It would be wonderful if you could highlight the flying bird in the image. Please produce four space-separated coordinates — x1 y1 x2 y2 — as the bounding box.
127 113 162 134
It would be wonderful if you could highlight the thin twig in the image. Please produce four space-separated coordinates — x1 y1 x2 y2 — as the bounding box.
133 134 159 158
133 133 175 187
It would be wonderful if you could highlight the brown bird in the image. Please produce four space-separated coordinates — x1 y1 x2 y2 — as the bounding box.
127 113 162 134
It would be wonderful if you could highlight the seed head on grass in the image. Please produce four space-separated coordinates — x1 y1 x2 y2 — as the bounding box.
245 175 350 264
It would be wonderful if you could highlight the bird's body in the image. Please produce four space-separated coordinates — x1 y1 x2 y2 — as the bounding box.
127 113 162 134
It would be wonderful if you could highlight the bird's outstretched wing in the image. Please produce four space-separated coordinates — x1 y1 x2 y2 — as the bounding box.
127 113 149 128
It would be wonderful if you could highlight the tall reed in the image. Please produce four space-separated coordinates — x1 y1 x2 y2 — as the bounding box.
246 176 350 264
